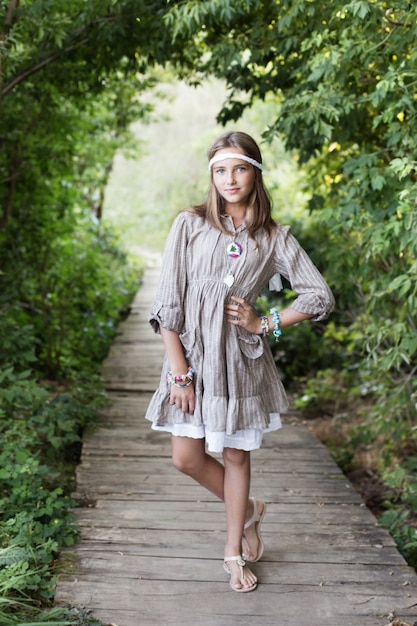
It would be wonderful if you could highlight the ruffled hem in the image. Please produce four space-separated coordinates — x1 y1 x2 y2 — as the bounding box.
146 384 288 435
151 413 282 453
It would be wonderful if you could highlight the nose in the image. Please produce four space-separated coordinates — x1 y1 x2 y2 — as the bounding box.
226 170 236 184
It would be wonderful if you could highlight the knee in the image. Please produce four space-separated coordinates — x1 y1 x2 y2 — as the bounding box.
172 449 200 476
171 437 206 476
223 447 249 467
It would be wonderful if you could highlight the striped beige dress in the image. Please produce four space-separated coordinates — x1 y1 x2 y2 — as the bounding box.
145 210 335 452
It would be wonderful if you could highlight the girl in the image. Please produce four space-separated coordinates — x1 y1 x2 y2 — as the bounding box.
145 131 335 592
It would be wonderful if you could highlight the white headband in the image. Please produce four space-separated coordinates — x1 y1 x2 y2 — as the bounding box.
208 152 263 172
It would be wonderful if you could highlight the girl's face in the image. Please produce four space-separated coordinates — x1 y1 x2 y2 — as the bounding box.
211 149 256 210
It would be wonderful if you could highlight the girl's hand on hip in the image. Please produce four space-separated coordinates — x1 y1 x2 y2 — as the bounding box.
224 296 261 335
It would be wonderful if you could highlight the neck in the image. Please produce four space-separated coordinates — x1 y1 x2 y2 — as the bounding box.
225 204 246 228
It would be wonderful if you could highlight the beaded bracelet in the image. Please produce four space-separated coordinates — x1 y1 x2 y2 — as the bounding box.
260 315 270 337
171 379 193 389
166 366 194 388
270 308 282 342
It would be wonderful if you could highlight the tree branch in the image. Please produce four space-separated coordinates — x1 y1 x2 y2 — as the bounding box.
0 159 19 229
4 0 19 31
384 8 406 27
1 0 20 103
2 15 117 97
2 37 90 96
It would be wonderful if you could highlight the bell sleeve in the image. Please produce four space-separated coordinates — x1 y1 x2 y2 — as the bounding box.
148 213 189 334
274 226 335 321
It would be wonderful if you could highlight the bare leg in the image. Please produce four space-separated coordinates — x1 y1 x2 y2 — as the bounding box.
171 435 225 499
171 435 258 590
222 447 257 591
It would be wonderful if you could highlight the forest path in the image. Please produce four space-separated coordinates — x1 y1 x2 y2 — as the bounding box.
55 260 417 626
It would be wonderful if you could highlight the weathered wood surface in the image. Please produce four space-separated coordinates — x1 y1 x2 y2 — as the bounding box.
55 262 417 626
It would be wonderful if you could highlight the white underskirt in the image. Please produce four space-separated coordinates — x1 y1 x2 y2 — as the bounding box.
152 413 282 453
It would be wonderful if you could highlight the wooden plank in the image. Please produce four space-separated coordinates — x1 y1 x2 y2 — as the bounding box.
71 503 383 529
64 537 406 566
75 465 358 489
55 580 417 626
73 487 362 506
59 552 416 587
73 523 398 544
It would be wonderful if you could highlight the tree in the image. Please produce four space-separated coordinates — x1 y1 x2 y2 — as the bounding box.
0 0 178 226
0 0 178 376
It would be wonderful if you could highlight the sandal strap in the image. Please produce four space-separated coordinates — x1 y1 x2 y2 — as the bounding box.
224 555 245 564
223 555 257 592
244 497 261 529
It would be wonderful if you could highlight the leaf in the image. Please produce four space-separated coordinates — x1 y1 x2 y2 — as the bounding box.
370 174 385 191
349 1 372 19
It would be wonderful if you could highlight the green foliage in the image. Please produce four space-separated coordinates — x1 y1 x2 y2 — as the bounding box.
380 508 417 570
0 584 99 626
1 1 151 384
294 369 357 417
1 219 140 378
0 372 115 624
0 371 109 624
0 371 108 614
1 4 154 621
378 461 417 569
0 2 174 623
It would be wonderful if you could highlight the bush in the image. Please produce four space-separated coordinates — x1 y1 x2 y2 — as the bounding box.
0 219 140 379
0 218 140 624
0 370 107 616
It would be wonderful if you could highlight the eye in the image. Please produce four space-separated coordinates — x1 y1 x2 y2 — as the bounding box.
237 166 247 172
214 167 225 174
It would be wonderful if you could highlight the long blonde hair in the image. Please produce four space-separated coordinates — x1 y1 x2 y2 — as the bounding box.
191 131 276 240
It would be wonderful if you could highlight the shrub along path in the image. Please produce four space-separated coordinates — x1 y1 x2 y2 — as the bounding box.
55 261 417 626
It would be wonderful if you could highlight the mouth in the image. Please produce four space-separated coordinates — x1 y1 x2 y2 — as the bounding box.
226 188 239 194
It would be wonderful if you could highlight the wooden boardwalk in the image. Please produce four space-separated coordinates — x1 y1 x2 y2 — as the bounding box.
56 262 417 626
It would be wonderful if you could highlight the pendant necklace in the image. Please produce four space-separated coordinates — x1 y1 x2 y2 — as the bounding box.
224 240 243 287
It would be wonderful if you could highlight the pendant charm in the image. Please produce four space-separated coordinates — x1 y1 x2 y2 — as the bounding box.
226 242 243 258
224 272 235 288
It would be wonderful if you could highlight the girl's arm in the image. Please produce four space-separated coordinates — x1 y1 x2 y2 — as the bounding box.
160 326 195 415
268 307 313 330
224 298 312 335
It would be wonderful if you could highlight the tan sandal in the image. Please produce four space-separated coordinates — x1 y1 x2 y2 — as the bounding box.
223 555 257 593
242 497 266 562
